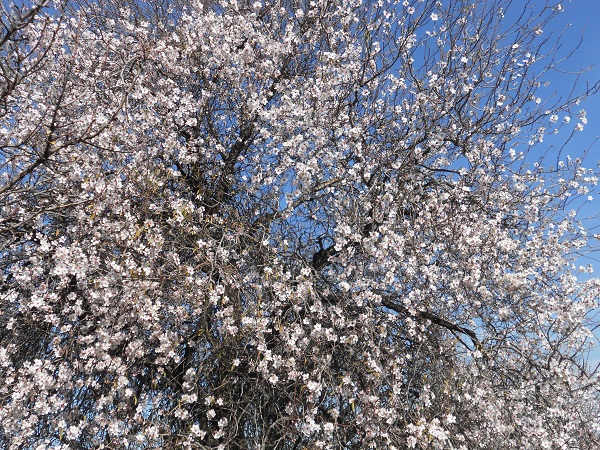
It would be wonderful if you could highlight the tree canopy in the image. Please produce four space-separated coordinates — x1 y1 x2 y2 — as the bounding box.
1 0 600 448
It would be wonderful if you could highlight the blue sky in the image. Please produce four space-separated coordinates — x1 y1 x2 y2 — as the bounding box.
543 0 600 365
551 0 600 209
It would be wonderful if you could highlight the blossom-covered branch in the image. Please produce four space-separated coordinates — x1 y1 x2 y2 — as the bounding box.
1 0 599 448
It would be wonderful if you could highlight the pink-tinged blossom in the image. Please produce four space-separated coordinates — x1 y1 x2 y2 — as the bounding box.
0 0 599 449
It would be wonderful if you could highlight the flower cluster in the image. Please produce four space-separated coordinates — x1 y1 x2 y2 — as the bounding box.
0 0 599 448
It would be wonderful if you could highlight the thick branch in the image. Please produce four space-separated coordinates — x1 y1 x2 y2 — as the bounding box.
381 298 480 348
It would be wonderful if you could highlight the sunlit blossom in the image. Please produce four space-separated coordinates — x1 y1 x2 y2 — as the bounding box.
1 0 598 448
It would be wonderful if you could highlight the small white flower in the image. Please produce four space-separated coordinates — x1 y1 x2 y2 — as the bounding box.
431 13 439 21
407 436 417 448
191 424 207 439
307 380 321 392
66 425 81 440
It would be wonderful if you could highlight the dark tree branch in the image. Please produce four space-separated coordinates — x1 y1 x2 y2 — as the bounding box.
381 298 480 349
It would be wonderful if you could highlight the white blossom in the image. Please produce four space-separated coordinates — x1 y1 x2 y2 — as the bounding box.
0 0 598 448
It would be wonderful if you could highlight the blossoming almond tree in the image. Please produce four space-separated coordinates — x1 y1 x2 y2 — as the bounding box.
1 0 600 448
